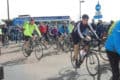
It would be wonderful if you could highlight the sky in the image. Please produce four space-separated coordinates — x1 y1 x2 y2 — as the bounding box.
0 0 120 22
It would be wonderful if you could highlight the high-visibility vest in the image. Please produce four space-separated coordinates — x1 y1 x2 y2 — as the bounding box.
108 22 116 35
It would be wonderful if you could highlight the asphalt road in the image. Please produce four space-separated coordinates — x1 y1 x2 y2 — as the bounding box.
0 42 112 80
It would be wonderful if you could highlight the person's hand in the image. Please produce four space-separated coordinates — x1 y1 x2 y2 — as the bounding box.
32 35 36 41
32 34 38 41
84 36 91 41
102 36 107 40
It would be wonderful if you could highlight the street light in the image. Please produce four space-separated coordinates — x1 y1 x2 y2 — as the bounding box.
7 0 10 24
80 0 85 20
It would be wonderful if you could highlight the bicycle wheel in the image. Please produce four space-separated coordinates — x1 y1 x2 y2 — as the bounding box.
52 38 58 49
86 51 100 76
5 36 9 44
22 43 31 57
3 36 9 46
62 41 70 52
98 45 108 61
35 44 43 60
97 67 112 80
70 45 76 68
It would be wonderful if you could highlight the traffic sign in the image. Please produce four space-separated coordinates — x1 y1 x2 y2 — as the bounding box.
94 15 103 19
95 2 101 11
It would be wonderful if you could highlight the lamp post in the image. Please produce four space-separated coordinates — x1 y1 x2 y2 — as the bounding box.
7 0 10 25
80 0 85 20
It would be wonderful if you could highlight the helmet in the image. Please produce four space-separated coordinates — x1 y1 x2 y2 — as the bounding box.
82 14 89 19
30 18 34 21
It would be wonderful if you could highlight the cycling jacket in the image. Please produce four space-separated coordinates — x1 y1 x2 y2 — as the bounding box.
23 21 41 37
73 22 99 39
105 21 120 55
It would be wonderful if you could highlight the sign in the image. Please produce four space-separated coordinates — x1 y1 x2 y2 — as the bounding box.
94 15 103 19
95 2 101 11
95 11 101 16
94 1 102 19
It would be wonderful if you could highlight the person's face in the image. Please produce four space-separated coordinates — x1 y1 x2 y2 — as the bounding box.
63 22 67 27
40 22 42 25
82 19 88 25
30 20 34 25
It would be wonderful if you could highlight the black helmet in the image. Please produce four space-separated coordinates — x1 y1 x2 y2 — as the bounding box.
82 14 89 19
30 18 34 21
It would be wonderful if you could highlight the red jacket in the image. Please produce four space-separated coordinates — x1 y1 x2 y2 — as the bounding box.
39 25 47 34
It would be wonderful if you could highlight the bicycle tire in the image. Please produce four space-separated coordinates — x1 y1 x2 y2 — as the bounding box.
22 43 31 57
70 45 76 69
52 39 58 49
35 44 43 60
86 52 100 76
97 67 112 80
97 40 109 61
62 41 70 52
98 46 108 61
3 36 9 46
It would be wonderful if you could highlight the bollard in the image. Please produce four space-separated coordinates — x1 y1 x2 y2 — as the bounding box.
0 65 4 80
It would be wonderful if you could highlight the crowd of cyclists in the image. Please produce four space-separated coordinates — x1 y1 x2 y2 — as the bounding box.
0 16 111 46
0 14 119 80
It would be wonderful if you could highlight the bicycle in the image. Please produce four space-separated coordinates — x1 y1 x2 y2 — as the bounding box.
22 36 43 60
57 34 71 53
40 35 58 50
92 38 108 61
2 34 9 47
98 41 108 61
70 39 100 76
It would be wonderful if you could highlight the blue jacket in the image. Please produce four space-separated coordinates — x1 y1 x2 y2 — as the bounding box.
58 25 69 34
105 21 120 55
96 23 105 38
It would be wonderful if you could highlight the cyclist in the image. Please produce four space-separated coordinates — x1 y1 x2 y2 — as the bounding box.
108 21 116 35
50 23 58 39
39 22 48 40
23 18 41 54
91 19 96 30
68 21 75 34
105 20 120 80
2 24 8 46
71 14 99 68
96 20 105 39
58 21 69 39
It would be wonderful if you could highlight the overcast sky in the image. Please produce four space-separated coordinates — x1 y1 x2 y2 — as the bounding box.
0 0 120 22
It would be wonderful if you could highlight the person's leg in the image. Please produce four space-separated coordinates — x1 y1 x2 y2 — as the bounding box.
106 51 120 80
15 34 17 43
73 44 79 60
71 32 80 60
24 36 30 49
45 33 49 42
44 33 48 45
